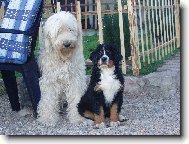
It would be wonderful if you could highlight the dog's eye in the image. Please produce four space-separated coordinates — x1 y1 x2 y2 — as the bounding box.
98 51 103 55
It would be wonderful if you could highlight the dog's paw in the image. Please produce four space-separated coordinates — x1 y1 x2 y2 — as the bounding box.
94 83 102 92
93 122 106 129
18 107 33 117
37 115 59 127
78 119 94 126
110 121 121 127
119 114 127 122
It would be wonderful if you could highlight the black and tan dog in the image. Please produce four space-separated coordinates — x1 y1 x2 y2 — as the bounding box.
78 44 125 128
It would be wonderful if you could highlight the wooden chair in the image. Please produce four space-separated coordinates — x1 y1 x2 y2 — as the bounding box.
0 0 44 116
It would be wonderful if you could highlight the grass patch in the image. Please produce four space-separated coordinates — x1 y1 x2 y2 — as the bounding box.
83 34 180 76
122 47 180 76
0 34 180 78
83 34 98 60
83 34 98 75
139 47 180 75
0 72 22 79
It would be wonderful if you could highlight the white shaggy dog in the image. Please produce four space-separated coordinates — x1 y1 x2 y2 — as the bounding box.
37 11 87 126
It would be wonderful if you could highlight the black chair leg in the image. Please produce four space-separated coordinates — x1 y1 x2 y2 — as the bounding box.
1 70 20 111
22 61 41 117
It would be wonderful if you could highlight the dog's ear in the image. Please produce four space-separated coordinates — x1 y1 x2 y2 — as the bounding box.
96 44 103 51
115 51 123 62
43 30 53 53
89 51 97 64
89 44 102 64
109 45 123 64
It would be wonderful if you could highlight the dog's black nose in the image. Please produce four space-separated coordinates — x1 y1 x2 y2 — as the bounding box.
101 57 107 62
64 42 71 48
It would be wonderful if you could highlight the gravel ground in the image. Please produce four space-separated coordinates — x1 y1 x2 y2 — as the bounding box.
0 54 180 135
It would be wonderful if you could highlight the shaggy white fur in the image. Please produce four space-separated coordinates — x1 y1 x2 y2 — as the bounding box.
37 11 87 126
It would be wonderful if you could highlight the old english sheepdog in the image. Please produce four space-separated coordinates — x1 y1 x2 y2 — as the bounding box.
37 11 87 126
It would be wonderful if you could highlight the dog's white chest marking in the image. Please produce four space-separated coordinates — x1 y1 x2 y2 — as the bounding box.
99 67 121 104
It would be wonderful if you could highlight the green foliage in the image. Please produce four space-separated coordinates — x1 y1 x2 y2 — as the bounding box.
103 5 131 58
139 47 180 75
86 66 93 75
0 72 22 79
83 34 98 60
82 34 98 75
123 47 180 76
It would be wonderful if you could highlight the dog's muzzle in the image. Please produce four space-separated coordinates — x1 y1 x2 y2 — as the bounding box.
100 55 109 65
63 41 72 48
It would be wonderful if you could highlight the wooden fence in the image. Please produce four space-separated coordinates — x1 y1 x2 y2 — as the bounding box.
42 0 180 75
127 0 180 75
44 0 127 74
0 0 180 76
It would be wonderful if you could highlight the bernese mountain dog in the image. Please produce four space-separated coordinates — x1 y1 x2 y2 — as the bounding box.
78 44 125 128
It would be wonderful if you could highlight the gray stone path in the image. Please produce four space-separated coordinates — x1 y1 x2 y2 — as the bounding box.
157 54 180 72
0 53 180 135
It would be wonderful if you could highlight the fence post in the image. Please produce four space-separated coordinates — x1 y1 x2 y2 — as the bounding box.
57 1 61 12
138 1 145 63
85 0 88 30
174 0 180 48
128 0 140 76
76 1 83 51
96 0 103 44
171 0 176 50
143 0 150 64
118 0 126 74
65 0 68 11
